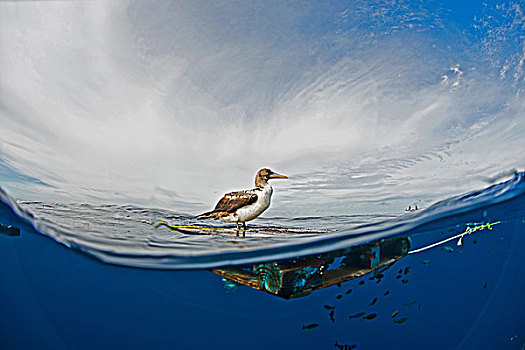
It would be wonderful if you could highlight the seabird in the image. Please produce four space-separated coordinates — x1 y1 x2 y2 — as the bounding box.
197 168 288 231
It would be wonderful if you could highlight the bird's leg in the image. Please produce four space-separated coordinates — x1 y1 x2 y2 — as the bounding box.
236 221 240 236
242 222 246 237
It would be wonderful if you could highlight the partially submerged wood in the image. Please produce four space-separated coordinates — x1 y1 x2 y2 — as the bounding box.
211 237 411 299
155 222 329 236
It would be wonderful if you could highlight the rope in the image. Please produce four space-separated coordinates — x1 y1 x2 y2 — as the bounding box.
408 221 501 254
154 221 221 231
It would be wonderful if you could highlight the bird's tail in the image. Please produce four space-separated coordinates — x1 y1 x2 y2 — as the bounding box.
196 211 218 220
196 210 229 220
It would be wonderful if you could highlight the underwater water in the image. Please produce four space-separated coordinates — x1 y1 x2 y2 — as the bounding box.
1 0 525 349
1 173 525 349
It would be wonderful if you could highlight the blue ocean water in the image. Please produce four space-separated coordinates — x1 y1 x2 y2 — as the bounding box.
1 0 525 349
1 172 525 349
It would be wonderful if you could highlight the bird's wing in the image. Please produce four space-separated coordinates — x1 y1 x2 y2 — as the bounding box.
214 190 258 213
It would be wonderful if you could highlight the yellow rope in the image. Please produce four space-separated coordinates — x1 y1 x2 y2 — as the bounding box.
154 221 222 231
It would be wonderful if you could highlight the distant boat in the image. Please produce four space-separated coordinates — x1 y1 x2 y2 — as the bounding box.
405 205 419 213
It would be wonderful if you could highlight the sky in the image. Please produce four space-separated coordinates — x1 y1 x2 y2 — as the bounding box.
0 0 524 216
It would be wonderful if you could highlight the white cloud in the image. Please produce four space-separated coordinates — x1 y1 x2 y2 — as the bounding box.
0 1 523 216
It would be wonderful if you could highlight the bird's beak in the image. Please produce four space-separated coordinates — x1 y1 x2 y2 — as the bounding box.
270 172 288 179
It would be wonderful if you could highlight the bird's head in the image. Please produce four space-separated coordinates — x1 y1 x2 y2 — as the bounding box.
255 168 288 187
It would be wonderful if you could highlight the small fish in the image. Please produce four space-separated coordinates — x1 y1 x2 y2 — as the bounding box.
384 290 390 296
421 259 431 265
336 294 343 300
359 280 365 285
369 297 377 306
334 342 357 350
329 310 335 323
401 279 409 284
346 289 352 294
376 273 384 279
473 239 478 245
418 304 421 312
396 275 402 279
442 246 454 252
394 317 408 324
323 305 335 310
398 269 403 274
302 323 319 330
403 267 410 275
363 313 377 320
391 310 399 318
483 282 487 289
403 300 418 307
349 312 365 319
337 283 342 288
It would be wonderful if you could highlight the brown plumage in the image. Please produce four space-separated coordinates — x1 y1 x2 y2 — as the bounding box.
198 190 258 219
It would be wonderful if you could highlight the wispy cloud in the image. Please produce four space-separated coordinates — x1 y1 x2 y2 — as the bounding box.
0 0 523 215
